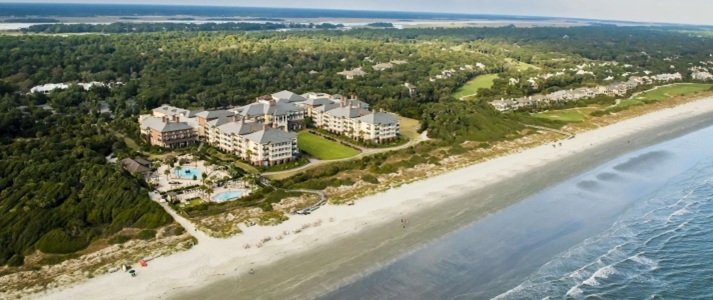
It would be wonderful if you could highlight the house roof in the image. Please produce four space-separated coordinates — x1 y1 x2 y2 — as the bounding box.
272 90 307 103
243 128 297 144
217 121 265 136
238 101 305 117
152 104 190 117
121 158 151 174
195 110 235 119
355 112 399 125
206 115 234 127
343 99 369 108
373 62 393 70
338 68 367 76
405 83 417 89
133 157 151 166
302 97 335 107
140 117 195 133
327 106 371 118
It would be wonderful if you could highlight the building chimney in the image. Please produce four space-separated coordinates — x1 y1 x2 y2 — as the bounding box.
241 117 245 124
358 103 362 109
273 122 278 129
263 124 269 131
340 101 345 107
349 102 353 109
372 109 376 114
256 97 260 103
380 108 384 113
175 116 180 122
163 116 168 123
233 115 238 122
269 99 276 106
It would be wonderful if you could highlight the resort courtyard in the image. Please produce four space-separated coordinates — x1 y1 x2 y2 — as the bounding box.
151 155 256 205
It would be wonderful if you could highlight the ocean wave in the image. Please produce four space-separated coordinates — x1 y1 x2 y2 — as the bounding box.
565 286 583 298
628 253 658 271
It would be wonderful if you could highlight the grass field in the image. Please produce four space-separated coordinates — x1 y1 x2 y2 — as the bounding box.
394 114 421 141
618 99 644 109
505 58 540 71
453 74 498 98
297 132 361 160
532 110 586 122
636 84 712 101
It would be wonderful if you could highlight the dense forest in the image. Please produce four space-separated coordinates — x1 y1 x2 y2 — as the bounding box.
2 26 712 129
0 85 172 267
24 22 345 34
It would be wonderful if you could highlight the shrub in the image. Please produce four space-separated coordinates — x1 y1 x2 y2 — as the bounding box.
590 110 608 117
137 229 157 240
174 226 186 236
35 229 90 254
361 174 379 184
7 254 24 267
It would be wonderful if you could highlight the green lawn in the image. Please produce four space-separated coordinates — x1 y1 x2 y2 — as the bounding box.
297 132 361 160
532 111 586 122
505 58 540 71
453 74 498 98
636 83 712 101
619 99 644 109
394 114 421 141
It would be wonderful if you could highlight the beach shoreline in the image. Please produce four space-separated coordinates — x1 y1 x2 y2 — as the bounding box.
34 97 713 300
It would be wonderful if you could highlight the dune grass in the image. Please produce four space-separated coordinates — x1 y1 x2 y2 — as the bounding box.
297 132 361 160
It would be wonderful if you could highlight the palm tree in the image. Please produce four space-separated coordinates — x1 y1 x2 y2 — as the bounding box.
164 169 170 179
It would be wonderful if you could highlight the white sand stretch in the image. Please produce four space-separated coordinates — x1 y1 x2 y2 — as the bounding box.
36 97 713 300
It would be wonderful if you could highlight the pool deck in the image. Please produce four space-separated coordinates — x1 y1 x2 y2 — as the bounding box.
152 159 229 193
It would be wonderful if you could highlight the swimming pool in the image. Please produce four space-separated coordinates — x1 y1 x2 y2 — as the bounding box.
213 191 243 202
173 167 202 179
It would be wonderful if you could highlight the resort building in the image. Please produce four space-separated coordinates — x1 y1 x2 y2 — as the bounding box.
139 115 198 148
207 116 299 166
234 97 306 131
195 110 235 137
312 102 399 144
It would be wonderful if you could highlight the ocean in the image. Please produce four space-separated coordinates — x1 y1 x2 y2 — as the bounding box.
319 125 713 299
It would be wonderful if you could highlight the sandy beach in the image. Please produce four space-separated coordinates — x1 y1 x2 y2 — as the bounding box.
35 97 713 300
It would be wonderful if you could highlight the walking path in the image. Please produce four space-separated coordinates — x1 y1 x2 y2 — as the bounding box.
262 131 429 176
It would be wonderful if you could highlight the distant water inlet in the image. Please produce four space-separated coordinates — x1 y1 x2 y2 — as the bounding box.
495 159 713 299
173 167 202 179
213 191 242 202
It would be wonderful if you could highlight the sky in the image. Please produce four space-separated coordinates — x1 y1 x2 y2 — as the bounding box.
2 0 713 25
